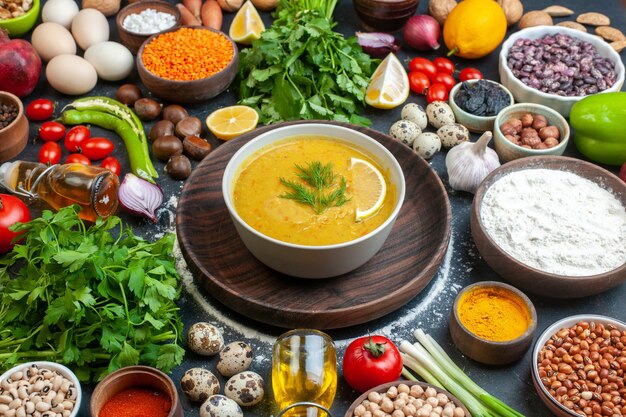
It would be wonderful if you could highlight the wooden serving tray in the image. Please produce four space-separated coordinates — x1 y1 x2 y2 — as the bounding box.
176 121 451 329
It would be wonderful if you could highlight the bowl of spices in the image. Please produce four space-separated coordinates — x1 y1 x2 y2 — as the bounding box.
493 102 569 163
471 156 626 298
532 314 626 417
0 91 28 163
91 365 182 417
499 26 625 117
0 361 82 417
137 26 238 103
449 281 536 365
116 1 181 54
448 79 513 133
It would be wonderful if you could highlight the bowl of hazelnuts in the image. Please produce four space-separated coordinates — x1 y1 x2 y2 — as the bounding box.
493 103 570 163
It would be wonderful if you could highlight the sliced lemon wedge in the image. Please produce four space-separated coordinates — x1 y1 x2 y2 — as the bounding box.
206 105 259 140
364 53 410 110
350 157 387 222
229 1 265 45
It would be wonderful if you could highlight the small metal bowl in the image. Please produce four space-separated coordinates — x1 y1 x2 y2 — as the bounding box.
0 91 28 163
116 1 181 55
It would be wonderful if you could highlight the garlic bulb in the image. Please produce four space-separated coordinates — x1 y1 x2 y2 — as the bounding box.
445 131 500 194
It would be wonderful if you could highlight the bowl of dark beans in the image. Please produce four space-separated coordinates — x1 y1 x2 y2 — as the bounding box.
499 26 625 117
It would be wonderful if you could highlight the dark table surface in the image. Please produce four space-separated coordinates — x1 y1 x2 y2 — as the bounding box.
9 0 626 415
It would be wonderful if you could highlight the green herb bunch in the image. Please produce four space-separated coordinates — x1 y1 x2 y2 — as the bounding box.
0 206 184 382
237 0 377 126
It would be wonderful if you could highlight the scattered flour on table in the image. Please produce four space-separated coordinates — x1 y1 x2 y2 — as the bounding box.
480 169 626 276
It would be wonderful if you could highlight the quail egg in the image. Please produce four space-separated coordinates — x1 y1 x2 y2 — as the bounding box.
437 123 470 148
187 322 224 356
180 368 220 403
412 132 442 160
426 102 455 129
200 395 243 417
224 371 265 407
217 341 253 377
401 103 428 130
389 120 421 147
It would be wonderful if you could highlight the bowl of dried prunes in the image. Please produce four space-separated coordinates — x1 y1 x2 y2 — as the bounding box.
449 79 514 133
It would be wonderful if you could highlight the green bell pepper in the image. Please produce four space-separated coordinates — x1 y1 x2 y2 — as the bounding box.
570 92 626 166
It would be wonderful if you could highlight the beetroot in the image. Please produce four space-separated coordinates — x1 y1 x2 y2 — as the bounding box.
0 29 41 98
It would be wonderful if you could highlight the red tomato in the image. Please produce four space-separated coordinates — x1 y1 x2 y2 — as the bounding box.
100 156 121 176
459 67 484 81
0 194 30 253
66 153 92 165
408 71 431 95
408 58 436 80
343 336 403 393
39 142 62 165
25 98 55 121
431 72 457 92
64 125 91 152
433 57 455 75
81 138 114 160
426 83 449 103
39 121 66 142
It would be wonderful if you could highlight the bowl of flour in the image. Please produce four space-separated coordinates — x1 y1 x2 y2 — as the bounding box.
471 156 626 298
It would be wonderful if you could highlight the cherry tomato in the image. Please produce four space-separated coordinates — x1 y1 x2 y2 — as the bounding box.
66 153 92 165
0 194 30 253
100 156 122 176
459 67 484 81
81 138 114 160
431 72 457 93
408 71 431 95
343 336 403 393
433 57 455 75
39 142 62 165
426 83 449 103
39 121 66 142
64 125 91 152
25 99 55 121
408 57 436 80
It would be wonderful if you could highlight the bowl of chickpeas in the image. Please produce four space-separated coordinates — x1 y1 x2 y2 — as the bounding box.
344 381 470 417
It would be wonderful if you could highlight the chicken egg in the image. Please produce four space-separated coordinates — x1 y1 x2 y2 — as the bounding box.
41 0 79 29
85 42 134 81
31 22 76 62
46 55 98 95
71 8 109 50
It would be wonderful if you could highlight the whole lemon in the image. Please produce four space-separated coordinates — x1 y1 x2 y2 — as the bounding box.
443 0 507 59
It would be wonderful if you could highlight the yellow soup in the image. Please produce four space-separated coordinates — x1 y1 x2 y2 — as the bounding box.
232 136 396 246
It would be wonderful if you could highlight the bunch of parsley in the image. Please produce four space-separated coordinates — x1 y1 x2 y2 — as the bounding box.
0 206 184 382
237 0 377 126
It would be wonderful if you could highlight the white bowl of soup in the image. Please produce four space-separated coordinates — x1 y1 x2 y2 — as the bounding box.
222 123 406 278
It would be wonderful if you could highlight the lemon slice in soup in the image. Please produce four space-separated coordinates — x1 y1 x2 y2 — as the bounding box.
350 157 387 222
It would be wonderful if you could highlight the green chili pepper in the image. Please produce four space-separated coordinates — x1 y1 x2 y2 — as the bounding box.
60 109 157 183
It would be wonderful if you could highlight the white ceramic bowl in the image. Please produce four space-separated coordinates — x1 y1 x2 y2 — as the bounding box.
222 123 406 279
448 79 514 133
499 26 625 117
0 361 82 417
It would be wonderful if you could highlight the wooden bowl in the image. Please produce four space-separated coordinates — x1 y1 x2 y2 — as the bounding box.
471 156 626 298
116 1 181 54
352 0 419 32
0 91 28 163
450 281 537 365
137 26 238 104
344 381 471 417
91 365 183 417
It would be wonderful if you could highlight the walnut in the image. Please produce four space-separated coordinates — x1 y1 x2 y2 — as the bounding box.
497 0 523 26
429 0 457 25
82 0 120 16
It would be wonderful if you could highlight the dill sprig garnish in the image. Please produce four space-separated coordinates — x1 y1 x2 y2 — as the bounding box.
279 161 350 214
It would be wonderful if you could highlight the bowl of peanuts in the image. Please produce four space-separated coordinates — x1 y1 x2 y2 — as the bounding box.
136 25 239 104
493 102 570 163
532 314 626 417
0 361 82 417
345 381 470 417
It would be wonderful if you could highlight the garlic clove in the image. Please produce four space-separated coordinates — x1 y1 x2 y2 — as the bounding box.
445 131 501 194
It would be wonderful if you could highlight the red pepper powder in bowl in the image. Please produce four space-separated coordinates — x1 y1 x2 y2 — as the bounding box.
99 387 172 417
141 27 234 81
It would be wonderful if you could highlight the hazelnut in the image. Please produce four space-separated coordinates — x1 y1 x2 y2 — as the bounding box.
544 137 560 148
521 113 534 127
532 114 548 130
500 122 517 136
504 134 520 145
539 126 560 140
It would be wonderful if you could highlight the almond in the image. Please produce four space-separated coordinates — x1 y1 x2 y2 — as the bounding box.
542 5 574 17
576 12 610 26
610 40 626 53
556 21 587 32
518 10 553 29
596 26 626 42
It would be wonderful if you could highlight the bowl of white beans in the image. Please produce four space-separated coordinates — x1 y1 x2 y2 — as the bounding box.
0 361 82 417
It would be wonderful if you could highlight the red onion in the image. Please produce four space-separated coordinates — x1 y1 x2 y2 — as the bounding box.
356 32 401 58
403 15 441 51
118 173 163 223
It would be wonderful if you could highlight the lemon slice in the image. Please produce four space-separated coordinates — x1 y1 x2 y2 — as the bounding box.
350 157 387 222
206 105 259 140
229 1 265 45
365 53 410 110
